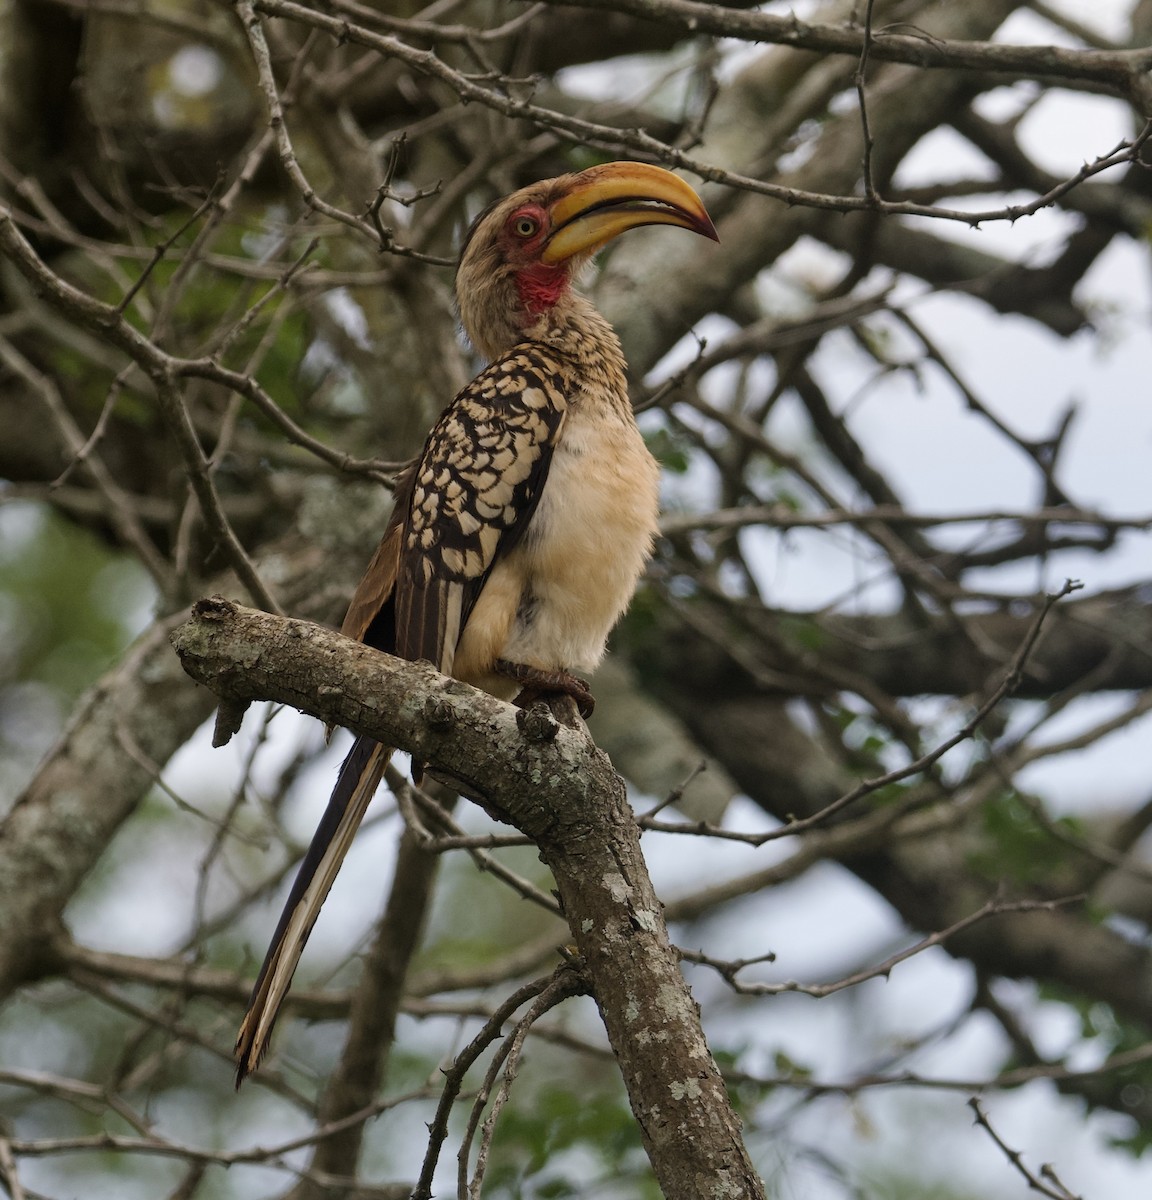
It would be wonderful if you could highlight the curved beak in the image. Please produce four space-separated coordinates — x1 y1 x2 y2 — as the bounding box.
540 162 719 265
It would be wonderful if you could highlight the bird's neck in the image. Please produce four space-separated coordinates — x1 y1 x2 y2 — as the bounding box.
523 293 630 403
516 263 569 315
460 280 631 413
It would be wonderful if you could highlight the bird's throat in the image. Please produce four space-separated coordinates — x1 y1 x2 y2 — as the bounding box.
516 263 569 315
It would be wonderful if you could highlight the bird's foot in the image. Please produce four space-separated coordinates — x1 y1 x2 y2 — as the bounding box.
495 659 595 719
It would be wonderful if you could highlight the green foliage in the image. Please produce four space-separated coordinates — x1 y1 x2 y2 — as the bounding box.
862 1172 990 1200
970 791 1077 888
1036 986 1152 1157
0 503 153 799
53 209 318 431
817 702 912 798
779 613 827 653
643 425 692 474
768 1048 813 1084
421 843 559 969
484 1073 657 1200
716 1045 790 1120
0 503 149 692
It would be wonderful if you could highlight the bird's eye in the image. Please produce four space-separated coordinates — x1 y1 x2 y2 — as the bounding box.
513 215 539 239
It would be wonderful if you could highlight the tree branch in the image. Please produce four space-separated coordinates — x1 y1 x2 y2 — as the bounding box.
0 615 214 999
169 597 767 1200
549 0 1152 99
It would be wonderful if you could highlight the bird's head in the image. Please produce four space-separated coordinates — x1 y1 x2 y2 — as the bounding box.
456 161 718 361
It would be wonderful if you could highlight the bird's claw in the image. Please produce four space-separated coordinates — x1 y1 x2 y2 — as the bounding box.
495 658 596 719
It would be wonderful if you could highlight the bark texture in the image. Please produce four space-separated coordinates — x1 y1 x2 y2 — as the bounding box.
171 596 764 1200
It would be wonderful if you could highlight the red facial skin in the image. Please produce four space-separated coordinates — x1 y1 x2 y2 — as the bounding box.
502 203 570 315
516 262 569 313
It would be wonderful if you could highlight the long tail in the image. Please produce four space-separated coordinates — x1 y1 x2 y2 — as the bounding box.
234 736 392 1085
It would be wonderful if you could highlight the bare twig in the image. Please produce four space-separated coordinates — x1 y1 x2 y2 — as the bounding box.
0 335 172 591
855 0 880 204
0 1122 27 1200
645 581 1082 845
968 1097 1083 1200
413 972 570 1200
461 971 585 1198
248 0 1152 225
683 894 1084 997
385 763 562 914
660 503 1152 536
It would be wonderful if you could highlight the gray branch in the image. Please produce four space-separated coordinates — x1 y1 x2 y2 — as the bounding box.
0 615 215 999
169 597 766 1200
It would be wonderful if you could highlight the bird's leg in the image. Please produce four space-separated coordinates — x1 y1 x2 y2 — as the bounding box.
494 658 596 719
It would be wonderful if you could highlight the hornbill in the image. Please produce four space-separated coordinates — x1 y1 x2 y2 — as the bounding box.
234 162 718 1082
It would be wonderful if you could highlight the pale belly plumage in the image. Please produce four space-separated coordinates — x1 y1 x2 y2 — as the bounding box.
452 403 660 697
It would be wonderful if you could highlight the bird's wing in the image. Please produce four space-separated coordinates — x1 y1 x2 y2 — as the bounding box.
391 345 570 673
339 504 408 649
